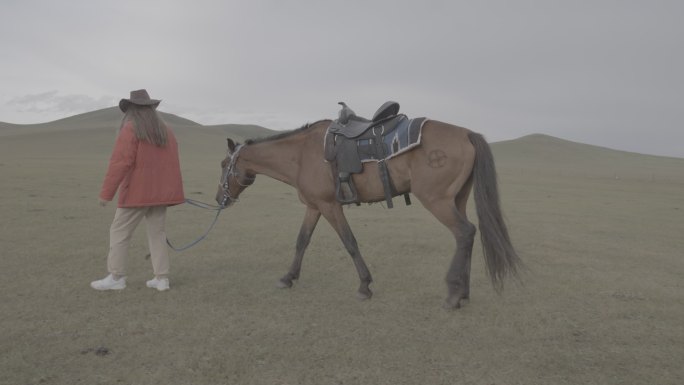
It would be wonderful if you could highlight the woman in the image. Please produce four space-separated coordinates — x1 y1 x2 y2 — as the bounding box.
91 89 185 292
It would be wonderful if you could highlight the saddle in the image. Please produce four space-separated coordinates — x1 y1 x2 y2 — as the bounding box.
329 101 401 138
324 101 426 208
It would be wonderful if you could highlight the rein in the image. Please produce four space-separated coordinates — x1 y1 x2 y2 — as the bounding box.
166 144 254 252
165 198 224 252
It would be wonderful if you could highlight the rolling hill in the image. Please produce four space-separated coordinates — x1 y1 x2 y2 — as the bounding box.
0 107 277 141
491 134 684 182
2 108 682 183
0 107 198 134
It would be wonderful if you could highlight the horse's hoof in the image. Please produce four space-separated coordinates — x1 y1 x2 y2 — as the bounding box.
276 277 293 289
356 289 373 301
443 297 462 311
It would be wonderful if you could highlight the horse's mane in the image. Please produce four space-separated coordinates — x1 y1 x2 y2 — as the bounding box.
245 119 330 145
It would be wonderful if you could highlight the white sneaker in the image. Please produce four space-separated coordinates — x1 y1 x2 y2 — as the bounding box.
90 274 126 291
146 277 170 291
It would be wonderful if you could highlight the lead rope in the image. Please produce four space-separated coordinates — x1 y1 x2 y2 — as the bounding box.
166 145 252 252
165 198 224 252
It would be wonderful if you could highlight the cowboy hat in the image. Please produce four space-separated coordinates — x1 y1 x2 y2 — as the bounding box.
119 89 161 112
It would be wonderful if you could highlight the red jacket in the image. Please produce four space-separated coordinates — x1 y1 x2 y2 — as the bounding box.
100 121 185 207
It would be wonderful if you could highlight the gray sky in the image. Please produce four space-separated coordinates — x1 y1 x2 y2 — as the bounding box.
1 0 682 157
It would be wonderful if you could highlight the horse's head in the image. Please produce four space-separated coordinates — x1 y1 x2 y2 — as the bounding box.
215 138 255 207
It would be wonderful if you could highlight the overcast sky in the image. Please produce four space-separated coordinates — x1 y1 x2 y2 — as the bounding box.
1 0 682 157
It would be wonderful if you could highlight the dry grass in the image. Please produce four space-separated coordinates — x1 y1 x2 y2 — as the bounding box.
1 116 682 385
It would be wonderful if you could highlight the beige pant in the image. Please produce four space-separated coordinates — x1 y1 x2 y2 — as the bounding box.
107 206 169 278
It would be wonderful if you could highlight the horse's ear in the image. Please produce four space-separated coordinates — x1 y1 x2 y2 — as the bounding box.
227 138 236 152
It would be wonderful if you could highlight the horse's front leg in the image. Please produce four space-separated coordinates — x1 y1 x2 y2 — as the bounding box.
320 203 373 300
277 206 321 289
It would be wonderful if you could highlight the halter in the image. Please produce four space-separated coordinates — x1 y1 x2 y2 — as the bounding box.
219 144 255 207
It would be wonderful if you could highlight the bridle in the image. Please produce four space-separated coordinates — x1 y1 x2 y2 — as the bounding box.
219 144 255 207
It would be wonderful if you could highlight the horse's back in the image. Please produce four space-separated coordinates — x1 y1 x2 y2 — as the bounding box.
394 119 476 173
420 120 474 150
404 120 476 197
297 119 477 205
347 120 476 203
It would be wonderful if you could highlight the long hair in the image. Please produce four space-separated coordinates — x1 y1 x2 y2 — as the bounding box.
121 104 168 146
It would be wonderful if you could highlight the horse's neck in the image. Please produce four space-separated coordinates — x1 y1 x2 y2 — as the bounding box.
241 135 306 185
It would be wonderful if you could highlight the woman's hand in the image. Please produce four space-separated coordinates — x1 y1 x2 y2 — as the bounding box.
99 198 110 207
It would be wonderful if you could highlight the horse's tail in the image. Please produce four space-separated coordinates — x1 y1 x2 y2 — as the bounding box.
468 132 521 291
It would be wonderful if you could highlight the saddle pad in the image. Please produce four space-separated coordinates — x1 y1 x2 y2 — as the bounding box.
358 117 428 162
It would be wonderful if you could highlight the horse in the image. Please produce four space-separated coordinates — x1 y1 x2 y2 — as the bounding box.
215 118 520 309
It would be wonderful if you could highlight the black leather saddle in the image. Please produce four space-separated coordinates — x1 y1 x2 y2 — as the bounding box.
324 101 413 208
328 101 401 138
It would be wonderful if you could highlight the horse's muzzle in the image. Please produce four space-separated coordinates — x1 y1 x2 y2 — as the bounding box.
215 184 229 207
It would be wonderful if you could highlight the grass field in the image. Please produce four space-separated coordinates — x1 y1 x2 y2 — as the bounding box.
1 110 683 384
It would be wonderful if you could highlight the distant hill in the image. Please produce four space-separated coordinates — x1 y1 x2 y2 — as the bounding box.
491 133 684 182
0 107 200 134
0 107 275 140
2 108 681 182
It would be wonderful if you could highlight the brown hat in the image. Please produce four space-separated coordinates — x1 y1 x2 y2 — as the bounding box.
119 89 161 112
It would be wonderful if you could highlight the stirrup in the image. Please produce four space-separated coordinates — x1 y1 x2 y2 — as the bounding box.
336 172 358 203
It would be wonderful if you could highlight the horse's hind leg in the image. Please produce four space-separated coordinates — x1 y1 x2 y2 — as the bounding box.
447 208 476 307
417 197 476 309
319 203 373 300
277 206 321 289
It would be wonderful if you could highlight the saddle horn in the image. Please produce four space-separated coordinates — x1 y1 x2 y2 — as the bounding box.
337 102 356 124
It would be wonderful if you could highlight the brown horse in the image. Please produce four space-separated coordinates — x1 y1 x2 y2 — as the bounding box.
216 119 520 309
